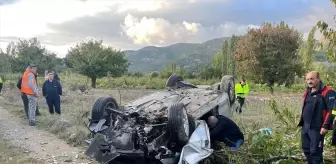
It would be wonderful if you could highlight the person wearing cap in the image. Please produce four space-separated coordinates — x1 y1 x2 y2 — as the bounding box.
234 79 249 114
207 115 244 151
20 64 39 126
42 71 62 114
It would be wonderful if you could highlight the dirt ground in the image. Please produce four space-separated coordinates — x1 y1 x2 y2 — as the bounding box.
0 105 96 164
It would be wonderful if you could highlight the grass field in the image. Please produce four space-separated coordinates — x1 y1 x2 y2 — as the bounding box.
1 74 335 163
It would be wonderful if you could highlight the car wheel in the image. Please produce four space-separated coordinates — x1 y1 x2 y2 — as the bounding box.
220 75 235 105
167 102 194 149
91 96 119 127
166 74 183 88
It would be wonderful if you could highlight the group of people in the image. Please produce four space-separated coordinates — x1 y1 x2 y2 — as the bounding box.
16 64 63 126
2 65 335 163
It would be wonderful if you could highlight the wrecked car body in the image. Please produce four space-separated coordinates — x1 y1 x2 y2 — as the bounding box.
84 74 236 164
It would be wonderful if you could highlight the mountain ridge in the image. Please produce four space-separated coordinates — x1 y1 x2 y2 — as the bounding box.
124 37 231 73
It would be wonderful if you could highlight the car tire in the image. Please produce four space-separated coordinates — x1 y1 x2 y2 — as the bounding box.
91 96 119 126
166 74 183 88
187 114 196 136
220 75 235 105
167 102 194 149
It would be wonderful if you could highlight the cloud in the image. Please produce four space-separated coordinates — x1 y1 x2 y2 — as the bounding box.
288 3 335 39
121 14 258 46
0 0 169 38
0 0 18 5
0 0 334 58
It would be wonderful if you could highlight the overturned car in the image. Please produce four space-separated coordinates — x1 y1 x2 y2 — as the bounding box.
84 74 236 164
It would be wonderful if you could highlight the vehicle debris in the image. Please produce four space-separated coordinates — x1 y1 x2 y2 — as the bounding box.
84 74 236 164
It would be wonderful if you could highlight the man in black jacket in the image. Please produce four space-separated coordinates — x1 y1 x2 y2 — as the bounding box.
298 71 336 164
17 71 41 117
42 71 62 114
207 115 244 151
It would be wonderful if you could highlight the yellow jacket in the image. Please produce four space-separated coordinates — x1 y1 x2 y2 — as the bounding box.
0 77 2 83
235 83 249 98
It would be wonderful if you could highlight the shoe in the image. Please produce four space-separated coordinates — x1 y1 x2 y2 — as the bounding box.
29 121 36 126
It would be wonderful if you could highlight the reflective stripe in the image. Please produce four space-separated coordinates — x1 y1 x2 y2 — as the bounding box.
235 83 249 98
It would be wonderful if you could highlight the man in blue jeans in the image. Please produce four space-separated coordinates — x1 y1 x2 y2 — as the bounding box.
42 71 62 114
207 115 244 151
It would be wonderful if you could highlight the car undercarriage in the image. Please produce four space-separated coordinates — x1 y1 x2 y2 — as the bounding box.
84 74 236 164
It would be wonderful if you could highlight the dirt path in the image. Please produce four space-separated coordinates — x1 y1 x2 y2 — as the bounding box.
0 106 94 164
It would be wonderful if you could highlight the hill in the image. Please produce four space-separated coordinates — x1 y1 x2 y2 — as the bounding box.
124 37 329 73
124 37 230 73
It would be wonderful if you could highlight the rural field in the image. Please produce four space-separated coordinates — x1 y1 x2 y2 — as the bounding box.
0 74 335 164
0 0 334 163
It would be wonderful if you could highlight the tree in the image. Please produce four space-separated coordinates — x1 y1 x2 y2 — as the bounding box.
316 0 336 61
229 35 241 77
301 26 316 70
235 22 304 93
65 40 129 88
0 49 12 73
212 51 223 71
221 40 230 76
6 37 61 74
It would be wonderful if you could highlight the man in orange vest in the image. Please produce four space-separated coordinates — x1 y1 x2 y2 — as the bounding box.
21 64 39 126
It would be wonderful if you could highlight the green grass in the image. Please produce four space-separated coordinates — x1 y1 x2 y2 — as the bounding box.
0 139 44 164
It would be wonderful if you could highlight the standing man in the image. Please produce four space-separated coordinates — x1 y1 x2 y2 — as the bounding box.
42 71 62 115
298 71 336 164
20 64 39 126
234 79 249 114
17 69 41 118
0 74 3 94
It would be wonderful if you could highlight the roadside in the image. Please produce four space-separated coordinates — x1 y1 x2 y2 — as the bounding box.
0 139 43 164
0 106 95 164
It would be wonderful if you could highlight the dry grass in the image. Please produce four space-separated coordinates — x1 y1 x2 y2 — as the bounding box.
233 92 302 132
0 139 44 164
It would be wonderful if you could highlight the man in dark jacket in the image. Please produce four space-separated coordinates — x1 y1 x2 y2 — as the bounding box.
298 71 336 164
207 115 244 151
42 71 62 114
17 70 41 117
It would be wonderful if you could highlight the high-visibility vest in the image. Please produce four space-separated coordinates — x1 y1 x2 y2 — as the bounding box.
0 77 2 83
235 83 249 98
21 70 37 95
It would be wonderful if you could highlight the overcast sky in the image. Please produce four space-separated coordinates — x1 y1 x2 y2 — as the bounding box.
0 0 334 58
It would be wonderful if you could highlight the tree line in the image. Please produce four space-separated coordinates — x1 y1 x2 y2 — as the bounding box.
0 38 129 88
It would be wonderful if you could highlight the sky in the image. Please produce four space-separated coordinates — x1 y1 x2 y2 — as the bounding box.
0 0 334 58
